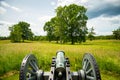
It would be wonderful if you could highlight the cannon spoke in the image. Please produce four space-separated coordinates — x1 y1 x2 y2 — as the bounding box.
27 69 36 75
29 61 38 71
83 59 87 70
85 60 90 71
27 76 36 80
86 75 94 80
86 67 93 74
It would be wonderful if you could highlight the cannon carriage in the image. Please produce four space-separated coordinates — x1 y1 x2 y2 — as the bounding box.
19 51 101 80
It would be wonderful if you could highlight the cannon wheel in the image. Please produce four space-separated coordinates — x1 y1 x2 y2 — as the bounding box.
80 53 101 80
19 54 40 80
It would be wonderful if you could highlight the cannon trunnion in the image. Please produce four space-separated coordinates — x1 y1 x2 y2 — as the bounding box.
20 51 101 80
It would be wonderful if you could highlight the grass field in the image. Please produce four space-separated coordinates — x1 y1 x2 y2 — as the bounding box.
0 40 120 80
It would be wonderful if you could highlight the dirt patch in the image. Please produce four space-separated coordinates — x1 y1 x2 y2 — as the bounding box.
0 70 19 79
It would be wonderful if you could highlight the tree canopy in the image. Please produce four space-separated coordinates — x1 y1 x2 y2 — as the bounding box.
44 4 88 44
9 21 33 42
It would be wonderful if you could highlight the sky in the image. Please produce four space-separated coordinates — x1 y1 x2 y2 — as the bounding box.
0 0 120 36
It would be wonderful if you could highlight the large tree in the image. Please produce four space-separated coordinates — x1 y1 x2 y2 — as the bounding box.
44 4 88 44
9 21 33 42
57 4 88 44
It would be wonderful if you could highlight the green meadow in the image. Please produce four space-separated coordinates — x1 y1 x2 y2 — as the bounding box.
0 40 120 80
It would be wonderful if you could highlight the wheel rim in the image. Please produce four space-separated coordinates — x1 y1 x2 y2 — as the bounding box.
82 53 101 80
20 54 39 80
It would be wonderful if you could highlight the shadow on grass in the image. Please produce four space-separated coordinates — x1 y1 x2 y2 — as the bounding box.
50 41 95 45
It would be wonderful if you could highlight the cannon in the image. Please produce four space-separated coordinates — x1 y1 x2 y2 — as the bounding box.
19 51 101 80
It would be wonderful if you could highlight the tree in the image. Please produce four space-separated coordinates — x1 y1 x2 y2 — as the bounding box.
88 27 95 41
56 4 88 44
9 21 33 42
44 4 88 44
9 24 22 42
43 21 54 42
18 21 33 42
113 27 120 40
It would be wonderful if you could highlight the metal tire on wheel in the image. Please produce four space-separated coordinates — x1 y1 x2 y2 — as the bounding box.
19 54 40 80
80 53 101 80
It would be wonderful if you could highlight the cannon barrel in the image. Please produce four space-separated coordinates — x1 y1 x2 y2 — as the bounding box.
56 51 65 68
55 51 66 77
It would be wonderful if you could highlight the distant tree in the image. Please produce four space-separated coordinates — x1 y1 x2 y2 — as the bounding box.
33 36 46 41
88 27 95 41
9 24 22 42
9 21 33 42
0 36 10 40
18 22 33 42
95 35 114 40
113 27 120 40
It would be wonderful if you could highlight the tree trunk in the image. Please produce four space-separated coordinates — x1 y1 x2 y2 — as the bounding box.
22 39 24 42
71 36 74 45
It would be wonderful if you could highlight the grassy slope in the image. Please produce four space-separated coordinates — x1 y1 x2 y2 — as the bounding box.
0 40 120 80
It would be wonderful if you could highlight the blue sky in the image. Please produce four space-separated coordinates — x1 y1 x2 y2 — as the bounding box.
0 0 120 36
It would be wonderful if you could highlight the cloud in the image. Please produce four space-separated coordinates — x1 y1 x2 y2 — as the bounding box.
95 31 112 36
11 6 22 12
0 1 22 12
82 0 120 19
38 15 54 22
0 7 6 14
57 0 80 6
0 26 10 37
100 15 120 25
87 3 120 19
1 1 10 7
56 0 120 19
51 1 56 6
87 15 120 35
0 20 14 25
0 20 14 36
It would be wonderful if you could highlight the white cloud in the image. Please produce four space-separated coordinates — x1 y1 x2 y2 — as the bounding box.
57 0 80 6
1 1 10 7
1 1 22 12
0 26 10 37
56 0 89 7
101 15 120 24
0 7 7 14
87 15 120 35
0 20 14 26
51 1 56 6
36 15 54 35
95 31 112 36
81 0 88 3
11 6 22 12
0 21 14 37
38 15 54 22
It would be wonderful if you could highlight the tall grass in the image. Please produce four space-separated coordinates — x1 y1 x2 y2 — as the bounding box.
0 40 120 79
